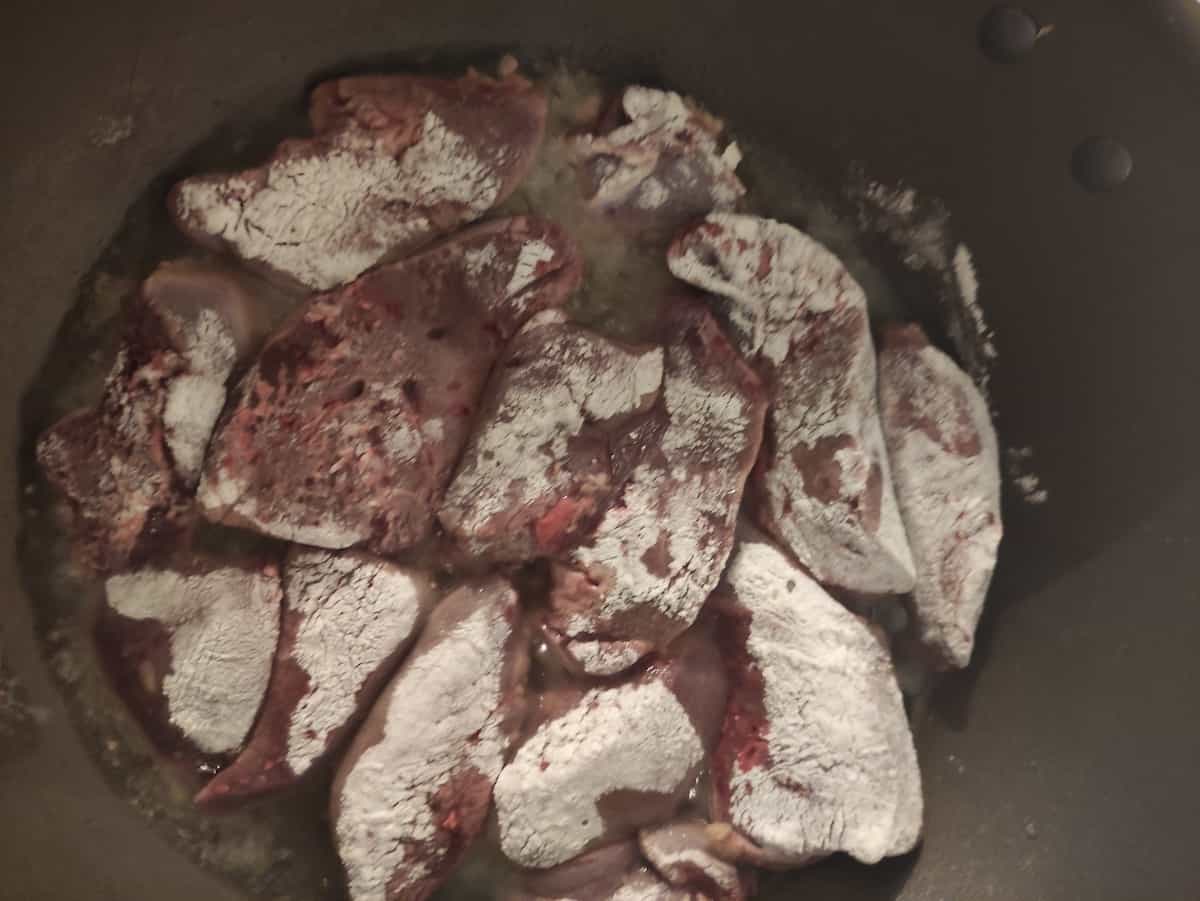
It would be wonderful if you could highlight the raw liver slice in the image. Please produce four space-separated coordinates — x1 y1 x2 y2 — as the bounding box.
197 217 581 555
99 554 282 759
494 623 727 869
572 85 745 233
669 213 916 595
171 68 547 291
332 576 526 901
710 535 922 866
877 323 1002 668
439 310 663 562
196 547 437 806
36 261 274 572
545 301 765 672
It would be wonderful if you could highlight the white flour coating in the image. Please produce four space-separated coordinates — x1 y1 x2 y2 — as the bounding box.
507 239 559 297
197 471 368 550
952 245 998 364
162 374 226 484
283 550 431 774
563 331 756 638
566 639 645 677
176 111 501 290
1006 445 1049 505
721 538 922 864
441 312 662 555
104 566 282 755
668 213 853 365
878 336 1002 668
159 306 239 485
669 214 914 594
639 820 742 898
573 86 745 212
495 678 704 868
336 595 513 901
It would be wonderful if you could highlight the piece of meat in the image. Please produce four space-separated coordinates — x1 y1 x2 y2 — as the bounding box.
332 576 527 901
98 554 282 759
571 86 745 233
198 217 582 555
195 548 437 806
877 323 1002 668
545 301 765 673
640 819 748 901
171 67 547 291
669 213 916 595
494 623 727 870
709 534 922 867
36 261 276 572
439 310 663 562
507 841 698 901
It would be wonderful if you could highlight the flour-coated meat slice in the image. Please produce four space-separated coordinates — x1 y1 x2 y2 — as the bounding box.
98 554 282 760
171 67 547 291
545 301 765 673
572 86 745 233
710 535 922 866
640 819 748 901
198 217 581 555
877 323 1002 668
196 548 437 806
36 261 275 572
439 310 663 562
494 623 727 870
332 576 526 901
669 213 915 595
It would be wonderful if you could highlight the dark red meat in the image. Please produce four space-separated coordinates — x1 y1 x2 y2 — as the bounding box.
197 217 582 555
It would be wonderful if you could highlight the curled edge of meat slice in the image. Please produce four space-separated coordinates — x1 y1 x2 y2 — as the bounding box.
877 322 1003 669
35 260 279 573
195 547 438 807
709 533 923 868
331 576 528 901
667 212 916 596
170 66 548 292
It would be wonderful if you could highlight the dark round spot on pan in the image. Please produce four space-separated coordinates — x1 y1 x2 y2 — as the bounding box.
402 379 420 404
978 5 1039 63
1071 136 1133 192
427 326 448 340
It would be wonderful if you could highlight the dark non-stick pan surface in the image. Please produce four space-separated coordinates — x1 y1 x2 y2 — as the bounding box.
2 1 1199 899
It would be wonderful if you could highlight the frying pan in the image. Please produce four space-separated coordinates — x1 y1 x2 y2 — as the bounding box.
2 0 1199 899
